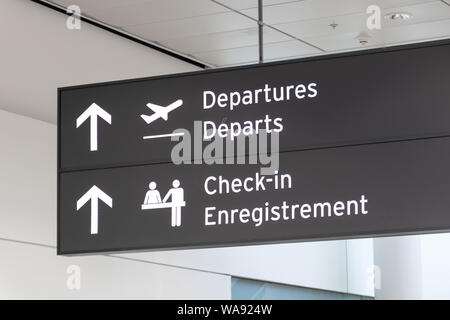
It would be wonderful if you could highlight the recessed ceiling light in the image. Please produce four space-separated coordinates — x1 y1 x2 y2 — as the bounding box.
384 12 413 21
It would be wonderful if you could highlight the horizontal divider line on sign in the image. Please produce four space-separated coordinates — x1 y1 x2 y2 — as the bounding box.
58 132 450 174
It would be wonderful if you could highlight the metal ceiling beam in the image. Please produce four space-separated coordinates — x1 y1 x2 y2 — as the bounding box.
210 0 326 53
258 0 264 63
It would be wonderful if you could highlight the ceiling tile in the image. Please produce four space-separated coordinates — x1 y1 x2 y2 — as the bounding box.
125 11 256 41
49 0 450 68
193 39 320 66
380 19 450 43
300 18 450 52
213 0 304 10
383 1 450 25
160 26 291 54
51 0 149 10
302 31 385 52
274 13 367 40
263 39 322 60
239 0 438 24
273 1 450 40
70 0 228 27
192 45 259 66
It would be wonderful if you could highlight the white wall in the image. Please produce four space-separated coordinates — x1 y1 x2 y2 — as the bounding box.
0 239 230 300
0 0 375 299
374 235 423 300
347 238 375 296
374 233 450 300
117 242 350 293
0 110 56 246
116 239 374 296
421 233 450 299
0 0 199 124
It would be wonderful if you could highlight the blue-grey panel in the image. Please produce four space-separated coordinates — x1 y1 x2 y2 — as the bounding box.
231 277 366 300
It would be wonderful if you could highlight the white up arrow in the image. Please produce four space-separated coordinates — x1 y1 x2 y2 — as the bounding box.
76 103 112 151
76 185 113 235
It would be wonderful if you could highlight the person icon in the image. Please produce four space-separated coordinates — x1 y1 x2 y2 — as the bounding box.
162 179 184 227
144 181 162 205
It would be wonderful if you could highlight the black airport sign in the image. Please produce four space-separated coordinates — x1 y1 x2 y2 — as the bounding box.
58 40 450 255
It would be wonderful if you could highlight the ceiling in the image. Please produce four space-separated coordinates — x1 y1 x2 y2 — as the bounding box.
0 0 448 124
48 0 450 67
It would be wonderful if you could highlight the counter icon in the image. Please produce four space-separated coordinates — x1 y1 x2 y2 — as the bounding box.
141 179 186 227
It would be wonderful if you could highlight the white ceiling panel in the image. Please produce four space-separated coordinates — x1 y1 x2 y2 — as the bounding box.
160 27 291 54
78 0 227 27
51 0 150 9
273 1 450 40
379 19 450 43
302 31 386 52
125 11 256 41
383 1 450 25
213 0 304 10
274 13 368 40
302 18 449 52
48 0 450 67
192 45 260 66
239 0 438 24
193 39 319 66
263 39 322 59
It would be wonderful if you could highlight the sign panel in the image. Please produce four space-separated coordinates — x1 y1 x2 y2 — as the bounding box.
59 41 450 171
60 136 450 254
58 40 450 255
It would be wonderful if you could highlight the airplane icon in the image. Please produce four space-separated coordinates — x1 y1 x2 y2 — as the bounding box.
140 99 183 125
